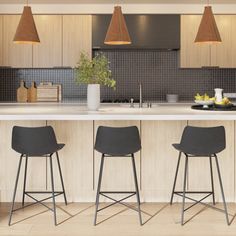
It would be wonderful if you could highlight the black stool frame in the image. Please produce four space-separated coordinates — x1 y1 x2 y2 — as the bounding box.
94 153 142 226
9 152 67 226
94 126 142 226
170 126 230 225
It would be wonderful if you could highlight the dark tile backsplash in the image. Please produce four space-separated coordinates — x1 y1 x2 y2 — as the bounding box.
1 50 236 102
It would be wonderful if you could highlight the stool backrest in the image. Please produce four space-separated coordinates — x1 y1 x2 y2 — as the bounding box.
180 126 226 156
12 126 58 156
95 126 141 156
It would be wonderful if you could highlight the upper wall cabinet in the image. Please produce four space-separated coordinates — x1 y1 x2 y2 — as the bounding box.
180 15 236 68
180 15 210 68
211 15 232 68
33 15 63 68
63 15 92 68
0 16 3 66
2 15 33 68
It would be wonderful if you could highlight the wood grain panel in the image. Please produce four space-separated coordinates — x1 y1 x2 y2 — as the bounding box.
180 15 210 68
231 16 236 68
33 15 63 68
94 121 141 202
62 15 92 67
141 121 187 202
0 16 3 66
0 121 46 202
3 15 33 68
188 121 235 202
48 121 94 202
211 15 232 68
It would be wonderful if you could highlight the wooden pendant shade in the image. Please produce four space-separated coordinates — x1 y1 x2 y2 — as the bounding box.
104 6 131 45
13 6 40 44
195 6 221 44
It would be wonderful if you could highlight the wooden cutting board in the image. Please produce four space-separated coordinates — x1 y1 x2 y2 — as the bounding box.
28 82 37 103
17 80 28 103
37 85 59 102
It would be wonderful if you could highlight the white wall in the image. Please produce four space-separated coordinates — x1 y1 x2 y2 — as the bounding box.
0 3 236 14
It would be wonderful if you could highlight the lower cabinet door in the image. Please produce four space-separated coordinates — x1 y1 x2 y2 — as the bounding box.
141 121 187 202
0 121 46 202
48 121 94 202
188 121 235 202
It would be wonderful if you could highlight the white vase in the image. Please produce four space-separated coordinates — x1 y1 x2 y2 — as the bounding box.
87 84 100 111
214 88 223 103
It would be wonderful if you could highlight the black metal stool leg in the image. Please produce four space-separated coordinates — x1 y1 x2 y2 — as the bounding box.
214 154 230 225
22 155 28 207
131 154 142 226
56 152 67 205
9 154 23 226
170 152 182 205
94 154 105 226
209 155 215 205
181 154 188 226
49 154 57 226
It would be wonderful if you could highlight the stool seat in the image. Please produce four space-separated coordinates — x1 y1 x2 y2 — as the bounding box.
12 126 65 156
172 126 225 156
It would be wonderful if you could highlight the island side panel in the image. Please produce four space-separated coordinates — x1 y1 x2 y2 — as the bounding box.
94 121 141 202
48 121 94 202
0 121 47 202
188 121 235 202
141 120 187 202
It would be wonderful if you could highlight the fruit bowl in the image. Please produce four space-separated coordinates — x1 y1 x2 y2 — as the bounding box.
194 100 214 108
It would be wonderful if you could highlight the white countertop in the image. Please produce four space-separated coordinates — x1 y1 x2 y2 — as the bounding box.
0 102 236 120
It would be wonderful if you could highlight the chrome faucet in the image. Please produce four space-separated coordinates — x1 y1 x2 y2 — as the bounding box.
139 83 143 108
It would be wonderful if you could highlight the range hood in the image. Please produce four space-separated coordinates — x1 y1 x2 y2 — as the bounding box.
92 14 180 50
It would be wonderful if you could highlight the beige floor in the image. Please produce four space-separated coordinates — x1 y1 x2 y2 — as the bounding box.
0 202 236 236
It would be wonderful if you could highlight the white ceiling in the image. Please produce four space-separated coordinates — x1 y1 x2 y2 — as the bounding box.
1 0 236 4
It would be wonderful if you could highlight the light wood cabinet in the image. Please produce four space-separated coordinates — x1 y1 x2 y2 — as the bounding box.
181 15 236 68
63 15 92 68
2 15 33 68
33 15 63 68
188 121 235 202
48 121 94 202
180 15 210 68
0 121 46 202
141 121 187 202
211 15 232 68
0 16 3 66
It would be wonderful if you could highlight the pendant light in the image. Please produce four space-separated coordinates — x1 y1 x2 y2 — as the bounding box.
195 2 221 44
13 1 40 44
104 6 131 45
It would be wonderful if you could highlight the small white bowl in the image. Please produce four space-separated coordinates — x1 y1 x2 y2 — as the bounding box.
194 100 214 108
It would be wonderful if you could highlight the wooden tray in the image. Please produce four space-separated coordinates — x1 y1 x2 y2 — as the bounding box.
191 104 236 111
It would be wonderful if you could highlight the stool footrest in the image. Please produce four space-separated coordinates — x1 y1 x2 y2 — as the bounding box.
174 191 213 194
25 191 64 194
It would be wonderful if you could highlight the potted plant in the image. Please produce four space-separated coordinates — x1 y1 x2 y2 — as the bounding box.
75 53 116 111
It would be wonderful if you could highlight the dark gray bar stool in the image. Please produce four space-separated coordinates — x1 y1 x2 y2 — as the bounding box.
170 125 230 225
9 126 67 226
94 126 142 225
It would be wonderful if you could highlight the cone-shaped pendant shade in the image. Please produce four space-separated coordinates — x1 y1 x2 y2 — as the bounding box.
195 6 221 43
104 6 131 45
13 6 40 44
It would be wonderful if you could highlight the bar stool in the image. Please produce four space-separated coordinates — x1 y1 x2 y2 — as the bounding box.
170 126 230 225
9 126 67 226
94 126 142 225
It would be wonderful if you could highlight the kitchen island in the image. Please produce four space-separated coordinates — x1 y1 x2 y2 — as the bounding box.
0 103 235 204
